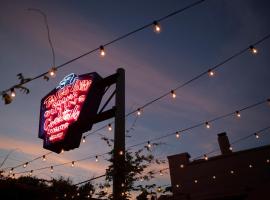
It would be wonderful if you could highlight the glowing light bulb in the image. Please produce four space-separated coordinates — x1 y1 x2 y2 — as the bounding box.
255 133 259 139
236 111 241 118
119 150 124 155
267 159 269 163
82 136 86 143
157 187 162 192
205 122 210 129
229 146 233 151
175 132 180 139
176 184 179 188
48 67 57 77
159 170 163 176
249 45 258 55
99 45 106 57
204 154 208 161
10 88 16 98
42 155 46 161
108 124 112 131
61 149 65 154
95 156 98 162
171 90 176 99
29 170 33 176
9 168 13 174
208 69 215 77
77 193 80 196
180 164 184 168
50 166 53 173
147 141 151 148
230 170 234 174
23 162 28 168
249 164 253 168
71 161 75 167
212 175 216 179
153 21 161 33
140 177 144 182
194 179 198 183
137 108 142 116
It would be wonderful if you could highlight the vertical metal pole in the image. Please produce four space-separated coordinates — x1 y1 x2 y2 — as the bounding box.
113 68 125 200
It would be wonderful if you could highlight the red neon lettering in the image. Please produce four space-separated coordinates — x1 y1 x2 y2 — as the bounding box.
43 79 92 143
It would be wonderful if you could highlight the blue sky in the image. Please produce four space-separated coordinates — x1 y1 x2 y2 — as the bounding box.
1 0 270 194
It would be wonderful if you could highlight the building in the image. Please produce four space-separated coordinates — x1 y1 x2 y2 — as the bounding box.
167 132 270 200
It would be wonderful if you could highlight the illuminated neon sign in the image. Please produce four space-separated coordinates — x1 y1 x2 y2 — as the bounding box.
39 72 105 153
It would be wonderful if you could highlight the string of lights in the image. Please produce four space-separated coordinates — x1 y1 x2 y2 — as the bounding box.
83 33 270 139
6 98 269 177
1 0 206 103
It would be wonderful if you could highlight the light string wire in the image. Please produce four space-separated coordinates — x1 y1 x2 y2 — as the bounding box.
84 32 270 138
0 0 206 96
6 98 269 176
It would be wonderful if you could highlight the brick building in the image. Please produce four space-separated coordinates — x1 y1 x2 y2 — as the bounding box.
167 132 270 200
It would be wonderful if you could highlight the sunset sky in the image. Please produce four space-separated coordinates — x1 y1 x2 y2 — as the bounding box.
1 0 270 194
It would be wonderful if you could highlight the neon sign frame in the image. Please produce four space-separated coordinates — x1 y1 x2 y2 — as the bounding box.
38 72 104 153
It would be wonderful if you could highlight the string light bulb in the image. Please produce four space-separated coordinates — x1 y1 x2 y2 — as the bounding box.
204 154 208 161
153 21 161 33
42 155 46 161
108 124 112 131
29 170 33 176
2 93 13 104
82 136 86 143
159 170 163 176
229 146 233 151
171 90 176 99
208 69 215 77
119 150 124 155
10 88 16 98
157 187 162 192
205 122 210 129
249 164 253 168
23 162 28 168
71 161 75 167
212 175 216 179
249 45 258 55
147 141 152 148
194 179 198 183
48 67 57 77
61 149 65 154
50 166 53 173
236 111 241 118
9 168 13 174
137 108 142 116
254 133 259 139
99 45 106 57
175 132 180 139
180 164 184 168
230 170 234 174
95 155 98 162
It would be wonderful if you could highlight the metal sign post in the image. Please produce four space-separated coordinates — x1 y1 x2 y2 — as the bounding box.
113 68 125 200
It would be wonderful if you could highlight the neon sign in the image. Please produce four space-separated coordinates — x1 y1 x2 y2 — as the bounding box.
39 72 105 153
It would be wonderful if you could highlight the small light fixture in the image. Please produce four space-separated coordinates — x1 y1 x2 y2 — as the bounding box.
82 136 86 143
50 166 54 173
205 122 210 129
180 164 184 168
176 184 179 188
137 108 142 116
175 132 180 139
42 155 46 161
48 67 57 77
9 168 14 174
236 111 241 118
249 164 253 168
171 90 176 99
99 45 106 57
194 179 198 183
229 146 233 151
147 141 151 148
10 88 16 98
119 150 124 155
230 170 234 174
71 161 75 167
208 69 215 77
23 162 28 168
61 149 65 154
29 170 33 176
108 124 112 131
2 93 13 104
249 45 258 55
153 21 161 33
204 154 208 161
254 133 259 139
95 156 98 162
159 170 163 176
212 175 216 179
